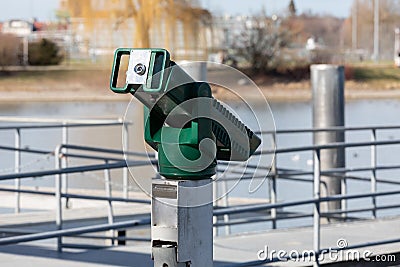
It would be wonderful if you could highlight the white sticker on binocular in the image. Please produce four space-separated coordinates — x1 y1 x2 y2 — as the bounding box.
126 50 152 85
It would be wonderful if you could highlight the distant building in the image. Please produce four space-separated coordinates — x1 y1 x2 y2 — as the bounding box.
1 20 33 37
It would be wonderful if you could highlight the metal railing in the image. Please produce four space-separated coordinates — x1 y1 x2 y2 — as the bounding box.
214 125 400 266
1 119 400 265
0 117 131 213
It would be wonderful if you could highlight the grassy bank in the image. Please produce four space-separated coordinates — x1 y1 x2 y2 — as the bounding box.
351 64 400 89
0 64 400 102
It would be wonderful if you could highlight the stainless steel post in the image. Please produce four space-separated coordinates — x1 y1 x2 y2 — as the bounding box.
123 123 129 198
270 133 277 229
221 179 231 235
62 123 69 208
152 179 213 267
371 129 377 218
55 146 63 252
14 128 21 214
212 177 218 237
104 160 115 245
311 65 345 220
313 149 321 267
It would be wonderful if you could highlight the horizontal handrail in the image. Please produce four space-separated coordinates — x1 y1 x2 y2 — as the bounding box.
255 139 400 155
0 160 156 181
0 122 126 131
0 188 151 204
214 189 400 216
0 116 125 124
0 218 150 246
62 144 154 158
256 125 400 135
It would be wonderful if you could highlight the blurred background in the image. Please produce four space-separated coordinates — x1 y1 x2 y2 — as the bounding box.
0 0 399 68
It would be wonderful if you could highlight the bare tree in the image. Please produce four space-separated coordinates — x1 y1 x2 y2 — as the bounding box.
234 16 291 73
343 0 400 60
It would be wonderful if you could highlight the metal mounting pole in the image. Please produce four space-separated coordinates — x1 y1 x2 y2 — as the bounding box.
152 179 213 267
311 65 345 222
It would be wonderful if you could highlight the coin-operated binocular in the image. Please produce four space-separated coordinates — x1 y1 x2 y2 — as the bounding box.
110 48 261 267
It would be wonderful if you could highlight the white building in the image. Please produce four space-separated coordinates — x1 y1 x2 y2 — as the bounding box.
1 20 33 37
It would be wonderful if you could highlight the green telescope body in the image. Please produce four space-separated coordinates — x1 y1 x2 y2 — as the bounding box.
110 48 261 179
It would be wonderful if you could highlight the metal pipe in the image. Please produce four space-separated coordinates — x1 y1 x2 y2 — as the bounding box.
0 145 50 155
213 189 400 217
62 144 153 157
0 187 151 204
214 213 312 227
213 175 219 237
0 159 156 181
221 179 231 235
63 193 151 204
270 164 400 177
14 128 21 214
122 123 129 198
54 145 63 252
62 122 69 208
371 129 377 218
3 122 400 133
104 160 115 245
254 139 400 155
270 134 277 229
257 124 400 135
311 65 345 219
0 218 150 246
0 116 125 124
313 149 321 266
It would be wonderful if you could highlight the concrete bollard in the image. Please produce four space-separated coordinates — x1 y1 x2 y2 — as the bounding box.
311 65 345 222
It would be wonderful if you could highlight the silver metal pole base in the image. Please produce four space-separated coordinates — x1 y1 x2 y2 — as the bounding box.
151 179 213 267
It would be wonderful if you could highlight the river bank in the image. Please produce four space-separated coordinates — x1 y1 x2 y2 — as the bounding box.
1 68 400 102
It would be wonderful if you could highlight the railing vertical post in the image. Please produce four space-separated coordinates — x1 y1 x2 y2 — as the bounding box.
213 176 218 237
221 179 231 235
371 129 377 218
104 160 115 245
341 154 347 219
122 123 129 199
62 122 69 208
14 128 21 214
55 145 63 252
313 149 321 267
270 133 277 229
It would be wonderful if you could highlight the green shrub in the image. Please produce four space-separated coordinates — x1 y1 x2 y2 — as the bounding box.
28 38 63 66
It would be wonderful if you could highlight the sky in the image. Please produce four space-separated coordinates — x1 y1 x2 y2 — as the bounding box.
0 0 353 22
